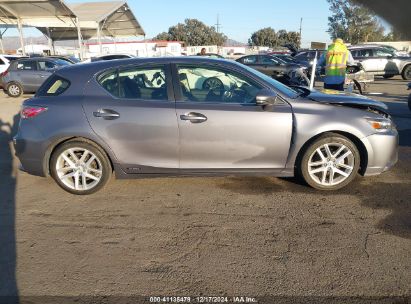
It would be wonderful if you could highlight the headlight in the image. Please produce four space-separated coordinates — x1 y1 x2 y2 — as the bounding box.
366 117 395 131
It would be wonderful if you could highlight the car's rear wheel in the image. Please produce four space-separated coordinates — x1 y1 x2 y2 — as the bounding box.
50 140 112 195
6 82 23 97
299 133 360 190
402 65 411 80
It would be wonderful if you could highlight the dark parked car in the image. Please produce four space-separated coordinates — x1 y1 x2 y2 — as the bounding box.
0 57 71 97
48 55 80 64
87 54 134 63
14 57 397 195
349 45 411 79
293 50 326 68
236 54 310 86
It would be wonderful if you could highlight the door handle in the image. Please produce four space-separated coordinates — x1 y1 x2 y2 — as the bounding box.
93 109 120 120
180 112 207 123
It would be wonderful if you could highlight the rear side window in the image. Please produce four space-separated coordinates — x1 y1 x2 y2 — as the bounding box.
98 65 168 100
16 61 37 70
36 75 70 97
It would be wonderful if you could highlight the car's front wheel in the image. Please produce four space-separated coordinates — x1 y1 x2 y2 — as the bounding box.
50 140 112 195
299 133 360 190
402 65 411 80
6 82 23 97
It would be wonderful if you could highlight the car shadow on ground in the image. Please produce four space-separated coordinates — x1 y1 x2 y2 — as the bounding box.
0 114 19 304
218 146 411 240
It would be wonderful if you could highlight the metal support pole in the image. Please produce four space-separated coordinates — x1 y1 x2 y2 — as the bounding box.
0 36 4 53
75 17 83 60
97 24 102 55
309 51 318 90
46 27 55 55
17 19 25 56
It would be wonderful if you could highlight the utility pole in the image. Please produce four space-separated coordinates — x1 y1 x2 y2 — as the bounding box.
215 14 221 33
299 17 303 48
215 14 222 55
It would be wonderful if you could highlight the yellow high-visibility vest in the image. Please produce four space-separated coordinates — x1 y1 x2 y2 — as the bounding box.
325 43 349 77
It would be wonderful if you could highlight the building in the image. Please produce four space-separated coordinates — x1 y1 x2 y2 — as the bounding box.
85 40 183 58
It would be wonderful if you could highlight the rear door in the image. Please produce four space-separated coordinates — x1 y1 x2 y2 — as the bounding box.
173 63 293 170
82 63 179 173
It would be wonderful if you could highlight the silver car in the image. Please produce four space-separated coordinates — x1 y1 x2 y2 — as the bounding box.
349 45 411 79
14 57 398 195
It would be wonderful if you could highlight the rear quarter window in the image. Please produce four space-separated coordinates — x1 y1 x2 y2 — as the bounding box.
36 75 70 97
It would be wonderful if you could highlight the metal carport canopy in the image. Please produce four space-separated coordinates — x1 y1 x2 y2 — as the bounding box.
36 1 146 41
0 0 76 27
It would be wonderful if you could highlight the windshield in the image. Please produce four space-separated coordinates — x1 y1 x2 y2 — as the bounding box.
236 62 299 98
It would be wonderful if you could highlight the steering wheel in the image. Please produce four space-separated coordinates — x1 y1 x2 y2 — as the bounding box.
222 85 247 103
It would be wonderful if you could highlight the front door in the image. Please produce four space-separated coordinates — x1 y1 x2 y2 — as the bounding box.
83 63 179 173
15 60 38 91
173 63 293 170
35 60 55 88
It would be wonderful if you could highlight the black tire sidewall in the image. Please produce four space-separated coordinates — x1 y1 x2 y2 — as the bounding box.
299 134 360 190
50 141 112 195
7 82 22 97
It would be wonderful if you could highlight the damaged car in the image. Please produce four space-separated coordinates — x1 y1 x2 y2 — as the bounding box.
14 57 398 194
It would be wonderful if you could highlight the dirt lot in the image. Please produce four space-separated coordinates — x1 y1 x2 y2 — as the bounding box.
0 77 410 303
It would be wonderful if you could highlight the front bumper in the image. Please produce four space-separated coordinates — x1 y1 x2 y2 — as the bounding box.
361 129 399 176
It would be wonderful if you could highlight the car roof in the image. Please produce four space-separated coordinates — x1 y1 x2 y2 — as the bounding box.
57 57 241 79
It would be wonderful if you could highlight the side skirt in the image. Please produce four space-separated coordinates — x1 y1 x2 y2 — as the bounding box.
113 164 294 180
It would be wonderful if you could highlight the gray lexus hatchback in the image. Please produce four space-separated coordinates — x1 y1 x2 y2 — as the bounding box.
14 57 398 195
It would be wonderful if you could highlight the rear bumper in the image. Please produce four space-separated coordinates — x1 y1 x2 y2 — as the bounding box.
361 130 399 176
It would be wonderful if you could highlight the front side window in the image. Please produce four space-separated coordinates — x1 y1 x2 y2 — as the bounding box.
99 66 168 100
261 56 281 65
38 60 56 71
375 48 393 57
177 65 262 104
16 61 37 70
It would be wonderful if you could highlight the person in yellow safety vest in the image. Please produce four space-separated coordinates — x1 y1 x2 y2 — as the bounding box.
317 38 355 91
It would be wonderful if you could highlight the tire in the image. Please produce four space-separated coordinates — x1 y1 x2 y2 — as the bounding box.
6 82 23 97
402 65 411 80
50 140 112 195
383 75 395 79
298 133 360 190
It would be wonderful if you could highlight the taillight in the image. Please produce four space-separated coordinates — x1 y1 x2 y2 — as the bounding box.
0 70 8 77
21 106 47 119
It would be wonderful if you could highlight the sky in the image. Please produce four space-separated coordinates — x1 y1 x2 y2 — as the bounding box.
3 0 334 47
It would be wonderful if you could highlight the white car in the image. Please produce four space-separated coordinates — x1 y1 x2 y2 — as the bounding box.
0 54 28 74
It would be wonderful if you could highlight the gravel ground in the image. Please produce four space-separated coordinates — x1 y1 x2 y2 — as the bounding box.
0 76 410 304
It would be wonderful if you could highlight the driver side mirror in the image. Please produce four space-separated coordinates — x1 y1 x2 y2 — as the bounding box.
256 89 278 106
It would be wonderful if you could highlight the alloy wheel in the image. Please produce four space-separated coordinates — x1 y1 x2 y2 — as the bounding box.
307 143 355 186
55 147 103 191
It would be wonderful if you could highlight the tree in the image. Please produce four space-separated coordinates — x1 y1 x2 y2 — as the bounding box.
327 0 386 44
249 28 301 48
153 19 227 46
250 27 277 48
